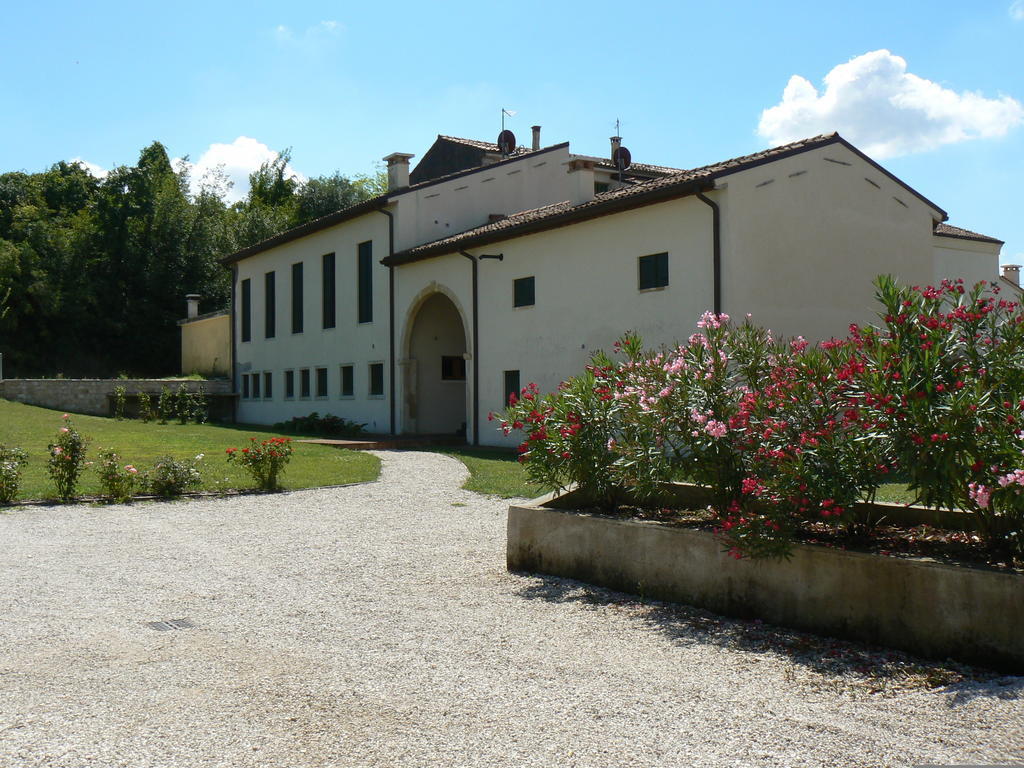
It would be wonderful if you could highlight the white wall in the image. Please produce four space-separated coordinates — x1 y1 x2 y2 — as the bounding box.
717 142 943 342
233 213 392 431
933 236 1001 289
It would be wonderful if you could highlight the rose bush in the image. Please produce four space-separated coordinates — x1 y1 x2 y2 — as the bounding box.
226 437 294 491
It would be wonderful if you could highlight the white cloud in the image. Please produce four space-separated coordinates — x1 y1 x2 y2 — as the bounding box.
274 20 342 45
757 50 1024 158
177 136 306 203
1011 1 1024 21
70 157 109 179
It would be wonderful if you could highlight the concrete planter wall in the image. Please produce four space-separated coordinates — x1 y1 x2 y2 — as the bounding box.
507 495 1024 672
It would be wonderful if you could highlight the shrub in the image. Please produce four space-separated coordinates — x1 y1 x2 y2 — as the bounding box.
175 384 191 424
495 361 621 509
138 391 155 422
157 386 173 424
47 414 88 501
96 449 139 503
273 412 365 438
145 454 203 497
0 445 29 505
191 385 209 424
226 437 294 491
112 385 127 420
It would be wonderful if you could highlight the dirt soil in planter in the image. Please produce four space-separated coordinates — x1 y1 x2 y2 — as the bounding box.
593 505 1023 573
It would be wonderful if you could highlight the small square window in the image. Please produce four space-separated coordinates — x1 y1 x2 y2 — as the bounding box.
340 365 354 397
638 252 669 290
441 355 466 381
594 181 610 194
300 368 311 399
285 370 295 399
513 276 535 308
316 367 328 398
368 362 384 397
251 372 261 399
263 371 273 399
242 374 250 399
503 370 520 407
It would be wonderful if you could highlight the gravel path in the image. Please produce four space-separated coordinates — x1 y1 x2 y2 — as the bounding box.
1 450 1021 768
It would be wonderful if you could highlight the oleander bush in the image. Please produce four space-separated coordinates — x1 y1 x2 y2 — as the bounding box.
497 276 1024 563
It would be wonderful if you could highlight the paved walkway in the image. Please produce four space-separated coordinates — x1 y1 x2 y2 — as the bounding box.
1 451 1021 767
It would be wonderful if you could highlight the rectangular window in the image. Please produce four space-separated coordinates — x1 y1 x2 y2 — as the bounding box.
340 365 354 397
594 181 610 194
441 355 466 380
300 368 311 398
368 362 384 397
513 276 535 307
251 372 261 399
291 262 304 333
285 370 295 399
263 371 273 399
240 278 252 342
358 240 373 323
316 367 328 398
242 373 250 399
638 252 669 290
264 271 276 339
503 370 520 407
322 252 336 329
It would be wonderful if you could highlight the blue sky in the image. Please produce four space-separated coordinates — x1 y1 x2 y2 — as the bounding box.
3 0 1022 263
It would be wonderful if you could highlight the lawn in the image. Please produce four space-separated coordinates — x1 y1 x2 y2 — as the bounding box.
440 446 550 499
0 400 380 502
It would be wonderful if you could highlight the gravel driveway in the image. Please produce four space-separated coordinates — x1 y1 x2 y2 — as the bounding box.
1 450 1021 767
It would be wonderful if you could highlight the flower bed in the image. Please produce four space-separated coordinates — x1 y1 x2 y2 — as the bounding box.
507 489 1024 672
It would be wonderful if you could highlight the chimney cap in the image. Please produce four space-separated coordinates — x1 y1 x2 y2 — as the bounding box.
383 152 415 164
186 293 201 300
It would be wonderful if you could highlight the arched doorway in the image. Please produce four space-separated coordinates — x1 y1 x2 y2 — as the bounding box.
404 292 468 435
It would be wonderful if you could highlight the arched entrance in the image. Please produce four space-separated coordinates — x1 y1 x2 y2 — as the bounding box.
404 292 468 436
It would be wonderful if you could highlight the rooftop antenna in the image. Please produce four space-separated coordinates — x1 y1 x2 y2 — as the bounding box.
498 109 517 158
611 117 631 183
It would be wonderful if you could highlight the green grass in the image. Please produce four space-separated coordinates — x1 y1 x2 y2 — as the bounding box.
439 446 551 499
0 399 380 502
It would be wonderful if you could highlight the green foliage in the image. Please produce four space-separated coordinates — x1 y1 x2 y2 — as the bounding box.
112 385 127 420
272 412 365 438
46 414 88 501
225 437 294 491
96 448 139 502
0 444 29 504
137 391 154 422
157 385 173 424
145 454 203 497
175 383 190 424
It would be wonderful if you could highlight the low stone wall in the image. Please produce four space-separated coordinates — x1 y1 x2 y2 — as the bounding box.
0 379 233 418
507 499 1024 672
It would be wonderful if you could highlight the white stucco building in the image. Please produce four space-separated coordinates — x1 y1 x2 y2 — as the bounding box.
221 130 1004 445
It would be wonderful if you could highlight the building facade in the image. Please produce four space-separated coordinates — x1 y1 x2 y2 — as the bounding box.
221 131 1004 445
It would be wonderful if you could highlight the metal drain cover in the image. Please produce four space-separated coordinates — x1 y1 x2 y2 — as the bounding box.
144 618 196 631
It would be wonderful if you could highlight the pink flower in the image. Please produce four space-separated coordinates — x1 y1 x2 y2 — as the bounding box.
968 482 991 509
60 427 69 434
125 465 138 474
704 420 728 438
62 414 69 420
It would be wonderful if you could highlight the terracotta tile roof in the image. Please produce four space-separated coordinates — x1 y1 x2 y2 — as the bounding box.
934 222 1004 245
386 134 847 264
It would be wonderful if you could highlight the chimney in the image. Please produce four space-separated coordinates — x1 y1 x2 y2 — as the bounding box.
186 294 201 320
531 125 541 151
566 158 596 205
610 135 622 160
1002 264 1021 288
383 152 415 191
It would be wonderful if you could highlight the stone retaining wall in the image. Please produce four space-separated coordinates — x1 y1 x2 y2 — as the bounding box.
507 498 1024 672
0 379 233 418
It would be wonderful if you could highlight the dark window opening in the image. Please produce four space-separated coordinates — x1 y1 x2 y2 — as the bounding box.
368 362 384 396
242 374 250 399
285 370 295 399
594 181 610 194
340 365 354 397
300 368 311 398
251 372 261 399
265 271 276 339
638 252 669 290
240 279 252 342
503 370 520 406
322 253 336 329
358 241 373 323
316 367 328 397
441 355 466 381
292 262 304 333
263 371 273 399
513 276 535 308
